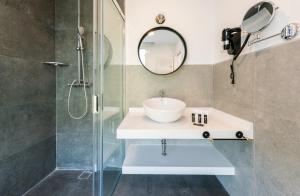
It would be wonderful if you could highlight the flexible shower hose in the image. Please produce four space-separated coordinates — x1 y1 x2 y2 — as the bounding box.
67 40 88 120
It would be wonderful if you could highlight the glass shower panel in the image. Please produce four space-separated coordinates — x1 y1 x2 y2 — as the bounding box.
93 0 125 195
102 0 125 195
55 0 94 193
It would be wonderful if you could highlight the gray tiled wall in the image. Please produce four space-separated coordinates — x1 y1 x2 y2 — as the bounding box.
124 64 213 146
0 0 56 195
213 40 300 195
213 140 254 196
125 64 213 111
55 0 94 169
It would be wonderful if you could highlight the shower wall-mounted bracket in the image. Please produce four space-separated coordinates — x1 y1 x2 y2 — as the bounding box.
43 62 69 67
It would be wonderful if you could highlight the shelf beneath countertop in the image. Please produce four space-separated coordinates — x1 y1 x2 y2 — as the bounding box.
117 107 253 140
122 144 235 175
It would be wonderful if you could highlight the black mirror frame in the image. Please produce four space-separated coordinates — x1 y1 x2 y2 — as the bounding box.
137 26 187 75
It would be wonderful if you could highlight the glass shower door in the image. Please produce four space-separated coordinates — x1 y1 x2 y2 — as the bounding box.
93 0 125 195
102 0 125 195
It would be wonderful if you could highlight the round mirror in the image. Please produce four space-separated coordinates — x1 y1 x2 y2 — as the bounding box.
241 1 276 33
138 27 187 75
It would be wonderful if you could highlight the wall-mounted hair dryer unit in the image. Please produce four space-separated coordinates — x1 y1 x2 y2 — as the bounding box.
221 1 277 85
222 27 241 56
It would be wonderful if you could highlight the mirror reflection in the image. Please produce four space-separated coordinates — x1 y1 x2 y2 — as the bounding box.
241 1 276 33
138 27 187 75
103 35 112 69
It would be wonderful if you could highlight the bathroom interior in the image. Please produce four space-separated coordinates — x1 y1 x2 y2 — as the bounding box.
0 0 300 195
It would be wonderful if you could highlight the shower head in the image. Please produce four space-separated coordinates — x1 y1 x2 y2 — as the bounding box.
78 26 85 36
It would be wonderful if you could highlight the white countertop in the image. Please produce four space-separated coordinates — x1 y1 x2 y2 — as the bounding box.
117 107 253 140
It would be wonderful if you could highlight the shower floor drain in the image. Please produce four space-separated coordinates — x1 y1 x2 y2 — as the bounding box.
78 170 93 180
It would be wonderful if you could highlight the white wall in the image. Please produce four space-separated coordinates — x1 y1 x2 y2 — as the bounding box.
126 0 300 65
125 0 215 65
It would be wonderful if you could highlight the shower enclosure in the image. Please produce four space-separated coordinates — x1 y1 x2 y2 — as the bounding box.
93 0 125 195
0 0 124 195
54 0 125 194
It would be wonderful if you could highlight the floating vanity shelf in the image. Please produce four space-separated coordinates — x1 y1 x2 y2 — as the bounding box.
118 107 253 175
117 107 254 140
122 144 235 175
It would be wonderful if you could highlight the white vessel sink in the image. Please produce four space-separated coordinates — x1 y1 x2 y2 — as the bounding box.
143 98 186 123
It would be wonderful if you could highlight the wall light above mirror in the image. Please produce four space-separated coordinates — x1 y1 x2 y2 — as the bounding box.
138 27 187 75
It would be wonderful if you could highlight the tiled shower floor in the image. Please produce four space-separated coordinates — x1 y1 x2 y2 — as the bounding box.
23 170 93 196
23 170 229 196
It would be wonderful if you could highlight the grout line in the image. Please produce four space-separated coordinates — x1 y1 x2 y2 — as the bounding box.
214 37 300 65
55 62 58 170
22 169 57 196
56 167 92 171
0 53 51 63
212 63 215 107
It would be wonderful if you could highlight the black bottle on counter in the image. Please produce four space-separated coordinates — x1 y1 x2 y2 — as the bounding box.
204 115 208 124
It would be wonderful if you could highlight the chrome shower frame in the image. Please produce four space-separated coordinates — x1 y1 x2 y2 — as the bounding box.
67 0 91 120
67 0 92 88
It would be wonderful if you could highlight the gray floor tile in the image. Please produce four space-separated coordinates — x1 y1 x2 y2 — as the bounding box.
24 171 229 196
113 175 229 196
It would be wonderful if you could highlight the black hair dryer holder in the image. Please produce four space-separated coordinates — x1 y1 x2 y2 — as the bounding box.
222 27 251 85
222 27 241 56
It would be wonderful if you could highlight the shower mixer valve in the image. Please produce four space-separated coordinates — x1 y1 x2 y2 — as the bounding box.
67 80 92 87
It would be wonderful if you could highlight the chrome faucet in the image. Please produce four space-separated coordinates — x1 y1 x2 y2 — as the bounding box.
159 89 165 98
